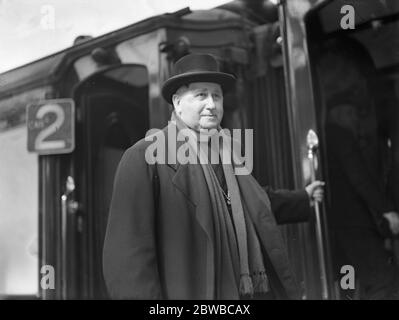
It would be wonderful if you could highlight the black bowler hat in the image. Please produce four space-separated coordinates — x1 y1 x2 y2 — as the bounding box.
161 53 236 104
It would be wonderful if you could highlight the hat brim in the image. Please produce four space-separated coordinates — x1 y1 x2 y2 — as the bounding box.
162 71 236 104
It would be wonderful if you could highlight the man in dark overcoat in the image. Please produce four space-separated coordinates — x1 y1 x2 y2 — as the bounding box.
103 53 324 299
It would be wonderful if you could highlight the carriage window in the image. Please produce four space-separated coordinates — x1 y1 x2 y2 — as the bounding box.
0 97 39 296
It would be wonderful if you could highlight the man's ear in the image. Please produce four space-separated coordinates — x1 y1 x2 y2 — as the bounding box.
172 94 181 114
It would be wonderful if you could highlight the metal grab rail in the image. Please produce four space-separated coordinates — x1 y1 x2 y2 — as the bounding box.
307 129 329 300
60 176 79 300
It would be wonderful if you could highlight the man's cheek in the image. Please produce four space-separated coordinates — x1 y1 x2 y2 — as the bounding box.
218 110 223 123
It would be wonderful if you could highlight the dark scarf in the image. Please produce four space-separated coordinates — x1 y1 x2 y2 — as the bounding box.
171 112 269 298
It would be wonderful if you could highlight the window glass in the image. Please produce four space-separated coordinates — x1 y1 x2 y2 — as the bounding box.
0 125 38 295
0 89 47 296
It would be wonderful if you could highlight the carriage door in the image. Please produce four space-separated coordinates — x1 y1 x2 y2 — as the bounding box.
73 64 149 299
279 0 335 299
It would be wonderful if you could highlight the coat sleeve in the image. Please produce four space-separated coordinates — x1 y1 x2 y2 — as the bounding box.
264 187 312 224
102 144 163 299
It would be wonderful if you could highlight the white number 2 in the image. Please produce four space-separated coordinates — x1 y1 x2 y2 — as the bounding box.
35 104 66 150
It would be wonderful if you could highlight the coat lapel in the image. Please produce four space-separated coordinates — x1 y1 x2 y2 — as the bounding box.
166 122 200 206
168 138 215 244
165 123 216 298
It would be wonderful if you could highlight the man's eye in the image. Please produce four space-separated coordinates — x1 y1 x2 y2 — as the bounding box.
196 93 206 97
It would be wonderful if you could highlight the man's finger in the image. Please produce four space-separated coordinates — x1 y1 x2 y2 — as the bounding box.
306 181 326 199
312 181 325 188
394 223 399 234
313 189 324 197
389 220 399 235
313 191 324 202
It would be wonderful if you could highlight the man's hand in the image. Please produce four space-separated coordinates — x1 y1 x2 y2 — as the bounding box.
383 211 399 235
305 181 325 206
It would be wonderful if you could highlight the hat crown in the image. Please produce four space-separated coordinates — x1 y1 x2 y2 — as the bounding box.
161 53 235 104
173 54 220 76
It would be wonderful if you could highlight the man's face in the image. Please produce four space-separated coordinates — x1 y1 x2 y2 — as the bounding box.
172 82 223 131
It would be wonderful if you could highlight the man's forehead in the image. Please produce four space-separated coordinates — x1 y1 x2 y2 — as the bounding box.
187 82 222 92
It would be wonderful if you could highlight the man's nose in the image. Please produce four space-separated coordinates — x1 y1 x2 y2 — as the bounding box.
205 95 216 110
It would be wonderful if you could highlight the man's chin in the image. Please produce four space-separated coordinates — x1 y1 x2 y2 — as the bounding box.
200 120 220 130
